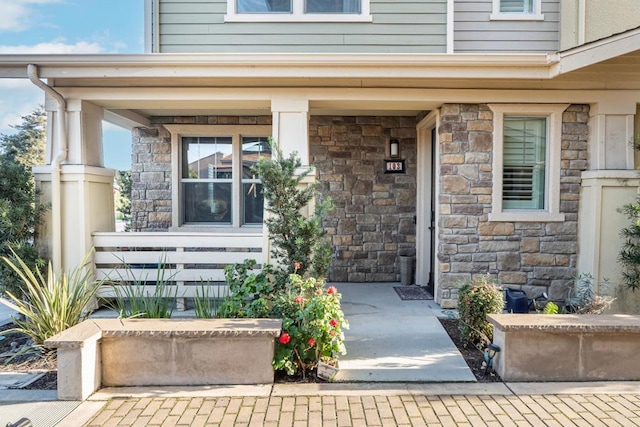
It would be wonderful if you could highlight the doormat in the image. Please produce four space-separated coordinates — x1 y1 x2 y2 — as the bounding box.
394 286 434 301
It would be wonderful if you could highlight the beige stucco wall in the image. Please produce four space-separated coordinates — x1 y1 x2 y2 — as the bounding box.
578 172 640 313
561 0 640 49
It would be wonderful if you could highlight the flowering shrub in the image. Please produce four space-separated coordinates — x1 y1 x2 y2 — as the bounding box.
457 274 504 349
272 274 348 377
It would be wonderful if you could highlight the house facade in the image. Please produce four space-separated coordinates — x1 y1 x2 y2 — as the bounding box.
1 0 639 310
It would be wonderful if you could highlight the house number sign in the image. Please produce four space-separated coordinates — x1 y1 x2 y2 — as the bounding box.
384 159 406 174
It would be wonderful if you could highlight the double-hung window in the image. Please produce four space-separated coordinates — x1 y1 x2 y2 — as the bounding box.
488 104 568 222
227 0 371 22
167 125 272 228
502 117 546 210
491 0 543 20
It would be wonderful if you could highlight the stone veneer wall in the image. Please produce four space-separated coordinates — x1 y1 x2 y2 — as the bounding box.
309 116 417 282
131 116 272 231
437 104 589 308
131 115 417 283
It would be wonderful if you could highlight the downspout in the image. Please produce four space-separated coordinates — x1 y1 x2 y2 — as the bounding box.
27 64 67 273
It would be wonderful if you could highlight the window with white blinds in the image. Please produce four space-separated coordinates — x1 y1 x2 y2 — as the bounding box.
491 0 542 20
502 117 546 210
500 0 534 13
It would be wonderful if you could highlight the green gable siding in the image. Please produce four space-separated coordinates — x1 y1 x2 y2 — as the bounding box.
158 0 447 53
454 0 560 53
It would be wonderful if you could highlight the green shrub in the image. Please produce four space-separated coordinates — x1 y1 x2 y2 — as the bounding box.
0 250 101 356
457 274 504 349
543 301 559 314
271 274 347 378
218 259 274 318
0 108 48 298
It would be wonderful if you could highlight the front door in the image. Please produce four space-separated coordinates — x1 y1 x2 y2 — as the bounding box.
415 112 437 292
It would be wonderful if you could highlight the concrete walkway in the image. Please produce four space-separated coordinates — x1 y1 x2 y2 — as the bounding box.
63 382 640 426
334 282 475 382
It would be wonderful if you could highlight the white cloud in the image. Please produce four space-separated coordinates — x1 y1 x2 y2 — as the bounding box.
0 0 63 32
0 82 42 134
0 40 103 54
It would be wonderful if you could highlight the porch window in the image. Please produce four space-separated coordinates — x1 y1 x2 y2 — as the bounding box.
179 134 271 227
488 104 568 222
502 117 546 210
490 0 543 20
228 0 371 21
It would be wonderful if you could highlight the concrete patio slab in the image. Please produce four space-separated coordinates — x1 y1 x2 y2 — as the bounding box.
332 282 476 383
0 400 80 427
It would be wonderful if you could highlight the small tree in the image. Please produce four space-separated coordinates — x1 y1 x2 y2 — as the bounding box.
252 141 334 283
619 194 640 290
115 170 132 231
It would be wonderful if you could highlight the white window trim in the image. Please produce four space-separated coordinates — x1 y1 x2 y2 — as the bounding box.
225 0 372 22
490 0 544 21
488 104 569 223
165 124 272 230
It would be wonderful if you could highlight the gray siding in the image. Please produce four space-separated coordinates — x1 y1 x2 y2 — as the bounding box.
454 0 559 53
158 0 447 53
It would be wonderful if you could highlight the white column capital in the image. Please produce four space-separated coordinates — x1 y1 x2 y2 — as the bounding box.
271 97 309 113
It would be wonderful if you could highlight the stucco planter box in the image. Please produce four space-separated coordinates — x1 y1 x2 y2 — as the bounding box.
45 318 282 400
488 314 640 382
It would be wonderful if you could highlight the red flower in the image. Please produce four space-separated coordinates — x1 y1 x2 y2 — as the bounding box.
308 338 316 347
294 296 303 304
293 262 301 271
279 333 291 345
327 286 338 295
316 290 322 296
329 318 339 328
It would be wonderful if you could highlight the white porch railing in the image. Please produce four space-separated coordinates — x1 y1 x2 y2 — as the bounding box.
92 231 264 298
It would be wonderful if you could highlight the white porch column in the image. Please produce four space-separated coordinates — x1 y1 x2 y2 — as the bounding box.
577 102 640 313
271 97 310 165
35 99 115 273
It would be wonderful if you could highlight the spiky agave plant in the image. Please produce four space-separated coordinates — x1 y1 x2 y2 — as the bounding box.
1 250 101 356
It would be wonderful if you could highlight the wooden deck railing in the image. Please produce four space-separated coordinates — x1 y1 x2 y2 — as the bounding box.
92 231 264 299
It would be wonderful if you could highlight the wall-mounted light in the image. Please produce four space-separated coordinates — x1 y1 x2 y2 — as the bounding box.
389 139 400 158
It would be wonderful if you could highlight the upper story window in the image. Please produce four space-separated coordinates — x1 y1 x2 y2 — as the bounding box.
490 0 544 20
227 0 371 22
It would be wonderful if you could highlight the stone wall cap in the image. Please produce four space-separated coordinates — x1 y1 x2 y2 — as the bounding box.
44 319 103 349
95 318 283 338
488 314 640 333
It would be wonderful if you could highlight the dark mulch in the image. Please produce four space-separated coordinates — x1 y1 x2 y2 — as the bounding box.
0 323 57 390
438 318 502 383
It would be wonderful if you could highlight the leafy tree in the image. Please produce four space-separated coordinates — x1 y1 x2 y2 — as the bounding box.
115 170 132 231
252 141 334 284
0 108 46 167
0 108 48 296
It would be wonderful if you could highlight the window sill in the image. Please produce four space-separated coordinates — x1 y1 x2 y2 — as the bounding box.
170 225 263 233
489 13 544 21
224 13 373 23
488 211 565 222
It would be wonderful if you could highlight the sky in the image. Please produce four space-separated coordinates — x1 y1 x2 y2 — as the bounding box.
0 0 144 170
